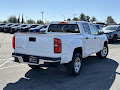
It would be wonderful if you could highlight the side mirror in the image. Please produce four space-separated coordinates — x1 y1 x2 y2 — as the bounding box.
99 30 104 35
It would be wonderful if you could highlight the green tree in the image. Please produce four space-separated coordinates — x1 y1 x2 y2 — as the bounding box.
21 13 24 24
73 17 79 21
79 13 86 21
36 20 44 24
8 16 18 23
106 16 116 24
27 19 35 24
86 15 90 22
90 16 97 23
18 14 20 23
67 18 71 21
3 20 8 23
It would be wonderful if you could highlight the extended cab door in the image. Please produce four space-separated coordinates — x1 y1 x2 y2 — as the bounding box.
89 24 102 53
82 23 102 57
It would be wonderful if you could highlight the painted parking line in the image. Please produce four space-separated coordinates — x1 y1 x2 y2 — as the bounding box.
0 58 13 68
0 58 13 61
0 64 26 70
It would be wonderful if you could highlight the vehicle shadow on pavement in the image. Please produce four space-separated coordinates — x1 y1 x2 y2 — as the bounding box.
3 56 118 90
109 39 120 45
116 72 120 75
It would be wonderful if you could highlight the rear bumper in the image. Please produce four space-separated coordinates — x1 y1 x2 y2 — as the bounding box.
12 53 61 66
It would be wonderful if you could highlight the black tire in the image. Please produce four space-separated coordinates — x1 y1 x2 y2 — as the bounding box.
14 57 19 62
4 29 8 33
28 64 40 69
112 35 117 43
66 53 82 76
96 45 108 59
10 30 13 34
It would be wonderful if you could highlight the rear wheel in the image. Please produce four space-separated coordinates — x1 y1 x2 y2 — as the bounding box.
14 57 19 62
10 29 14 34
96 45 108 59
66 53 82 76
28 64 40 69
4 29 7 33
112 35 117 42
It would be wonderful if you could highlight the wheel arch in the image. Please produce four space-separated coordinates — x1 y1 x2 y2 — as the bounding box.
104 41 108 47
72 47 83 59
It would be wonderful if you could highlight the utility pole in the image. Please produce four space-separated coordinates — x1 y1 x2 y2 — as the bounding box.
63 15 65 21
41 12 44 22
26 17 28 24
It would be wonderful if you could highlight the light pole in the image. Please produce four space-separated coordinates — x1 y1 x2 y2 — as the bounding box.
26 17 28 24
73 14 77 19
41 12 44 22
63 16 65 21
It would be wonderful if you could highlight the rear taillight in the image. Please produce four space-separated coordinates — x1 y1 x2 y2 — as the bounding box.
12 36 15 49
54 38 61 53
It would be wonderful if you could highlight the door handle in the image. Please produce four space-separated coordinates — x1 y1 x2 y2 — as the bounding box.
86 37 89 39
29 37 36 42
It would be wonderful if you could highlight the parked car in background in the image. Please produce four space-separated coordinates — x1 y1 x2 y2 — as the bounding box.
0 24 12 32
94 24 104 31
0 24 6 31
29 25 47 32
2 23 12 32
0 23 6 26
12 21 108 76
103 25 120 42
10 24 27 34
19 24 39 32
4 24 19 33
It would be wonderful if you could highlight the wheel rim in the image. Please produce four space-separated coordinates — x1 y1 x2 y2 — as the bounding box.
101 47 107 57
74 57 81 73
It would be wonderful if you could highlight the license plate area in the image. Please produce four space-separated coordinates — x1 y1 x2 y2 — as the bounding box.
29 56 39 64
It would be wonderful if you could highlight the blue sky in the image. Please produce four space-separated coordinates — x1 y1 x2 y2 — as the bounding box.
0 0 120 23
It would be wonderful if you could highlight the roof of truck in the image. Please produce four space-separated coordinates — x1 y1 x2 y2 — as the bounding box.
51 21 90 24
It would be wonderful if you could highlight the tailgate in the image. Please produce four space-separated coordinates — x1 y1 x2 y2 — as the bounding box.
15 33 54 57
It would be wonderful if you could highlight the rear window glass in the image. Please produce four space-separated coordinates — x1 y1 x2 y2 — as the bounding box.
104 26 118 30
95 25 100 29
8 24 12 26
21 25 27 27
30 25 38 28
48 24 80 33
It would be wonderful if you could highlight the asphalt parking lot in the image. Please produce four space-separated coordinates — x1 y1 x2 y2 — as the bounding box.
0 33 120 90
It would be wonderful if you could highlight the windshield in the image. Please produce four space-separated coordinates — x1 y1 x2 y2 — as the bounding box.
48 24 80 33
6 24 12 26
21 25 27 27
11 24 18 27
26 25 32 28
104 26 118 30
35 25 43 29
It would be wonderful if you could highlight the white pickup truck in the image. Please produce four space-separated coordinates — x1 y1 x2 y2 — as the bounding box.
12 21 108 76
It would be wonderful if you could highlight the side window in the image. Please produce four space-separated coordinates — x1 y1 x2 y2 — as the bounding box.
95 25 100 29
90 24 99 35
117 26 120 30
82 23 91 34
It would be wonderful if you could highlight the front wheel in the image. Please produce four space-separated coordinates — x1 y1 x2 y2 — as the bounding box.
96 46 108 59
66 53 82 76
10 30 14 34
112 35 117 43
